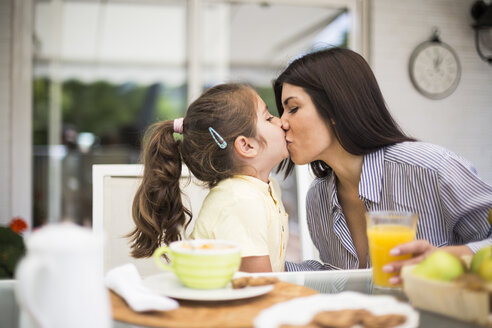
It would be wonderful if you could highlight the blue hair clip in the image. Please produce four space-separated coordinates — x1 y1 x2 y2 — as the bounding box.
208 127 227 149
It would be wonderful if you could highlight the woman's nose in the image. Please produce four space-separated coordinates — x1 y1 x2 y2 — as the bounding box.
281 115 289 131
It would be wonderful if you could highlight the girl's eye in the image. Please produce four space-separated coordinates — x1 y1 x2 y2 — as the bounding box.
289 106 299 114
266 116 274 122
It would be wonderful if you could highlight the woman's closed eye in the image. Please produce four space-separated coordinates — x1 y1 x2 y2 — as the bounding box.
288 106 299 114
266 115 275 122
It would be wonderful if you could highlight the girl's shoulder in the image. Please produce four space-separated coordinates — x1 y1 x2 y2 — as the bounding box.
199 177 269 220
268 176 282 195
209 176 265 201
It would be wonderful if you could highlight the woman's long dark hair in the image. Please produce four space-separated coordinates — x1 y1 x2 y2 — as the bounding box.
128 83 257 258
273 47 415 178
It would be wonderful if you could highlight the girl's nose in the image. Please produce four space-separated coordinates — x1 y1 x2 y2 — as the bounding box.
273 116 282 127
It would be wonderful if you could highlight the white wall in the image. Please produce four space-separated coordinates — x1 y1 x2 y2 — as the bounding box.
0 0 13 225
372 0 492 184
0 0 32 226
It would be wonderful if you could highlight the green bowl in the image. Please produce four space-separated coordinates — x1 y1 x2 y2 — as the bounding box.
153 239 241 289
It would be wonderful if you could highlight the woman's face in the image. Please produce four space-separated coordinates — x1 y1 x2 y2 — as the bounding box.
280 83 336 165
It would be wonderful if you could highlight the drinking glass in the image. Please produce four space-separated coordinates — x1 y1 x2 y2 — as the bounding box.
366 211 418 289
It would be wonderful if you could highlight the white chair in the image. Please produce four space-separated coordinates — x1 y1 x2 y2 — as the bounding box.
92 164 209 277
0 280 18 328
295 165 320 261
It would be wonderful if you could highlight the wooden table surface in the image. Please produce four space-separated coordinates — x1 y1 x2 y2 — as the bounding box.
110 281 318 328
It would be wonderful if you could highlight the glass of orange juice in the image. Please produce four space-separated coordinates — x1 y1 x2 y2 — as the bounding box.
366 211 418 289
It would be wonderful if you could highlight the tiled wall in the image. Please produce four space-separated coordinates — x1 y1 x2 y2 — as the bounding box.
372 0 492 184
0 0 12 225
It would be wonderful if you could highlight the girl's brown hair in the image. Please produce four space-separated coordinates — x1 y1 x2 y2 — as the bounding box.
128 83 257 258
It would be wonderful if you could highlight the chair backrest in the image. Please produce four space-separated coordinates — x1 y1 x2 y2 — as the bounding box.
0 280 18 328
92 164 209 277
295 165 320 261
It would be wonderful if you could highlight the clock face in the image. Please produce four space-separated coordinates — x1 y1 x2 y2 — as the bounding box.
409 41 461 99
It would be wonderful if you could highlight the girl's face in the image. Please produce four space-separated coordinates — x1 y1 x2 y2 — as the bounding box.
280 83 336 165
254 93 289 166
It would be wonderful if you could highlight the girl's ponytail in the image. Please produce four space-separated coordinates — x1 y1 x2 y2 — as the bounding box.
128 120 191 258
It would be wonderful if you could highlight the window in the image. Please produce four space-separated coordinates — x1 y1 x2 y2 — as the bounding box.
32 0 364 262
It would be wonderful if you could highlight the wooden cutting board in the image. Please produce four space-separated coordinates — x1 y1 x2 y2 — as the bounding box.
110 281 318 328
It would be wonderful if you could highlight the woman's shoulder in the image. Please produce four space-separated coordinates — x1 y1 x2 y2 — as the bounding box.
384 141 475 173
307 173 335 199
387 141 448 153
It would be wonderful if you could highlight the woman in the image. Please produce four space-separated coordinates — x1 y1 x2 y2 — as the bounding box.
274 47 492 284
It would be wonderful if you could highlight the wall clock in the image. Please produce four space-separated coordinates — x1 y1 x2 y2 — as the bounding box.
409 30 461 100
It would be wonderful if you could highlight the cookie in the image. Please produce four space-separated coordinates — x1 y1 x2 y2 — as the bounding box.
231 277 250 289
231 276 279 289
362 313 407 328
248 277 279 286
279 324 320 328
312 309 359 327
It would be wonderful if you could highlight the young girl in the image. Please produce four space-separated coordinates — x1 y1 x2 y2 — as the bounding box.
128 83 289 272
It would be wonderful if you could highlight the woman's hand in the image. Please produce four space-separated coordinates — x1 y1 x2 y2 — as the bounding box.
383 240 473 285
382 240 436 285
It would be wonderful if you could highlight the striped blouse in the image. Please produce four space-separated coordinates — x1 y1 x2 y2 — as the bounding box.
286 142 492 271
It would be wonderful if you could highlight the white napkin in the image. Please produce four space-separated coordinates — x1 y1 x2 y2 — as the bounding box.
105 263 179 312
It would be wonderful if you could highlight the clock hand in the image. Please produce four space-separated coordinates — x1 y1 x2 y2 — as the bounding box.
436 55 443 68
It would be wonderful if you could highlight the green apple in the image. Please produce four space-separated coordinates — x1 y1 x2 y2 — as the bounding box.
412 250 465 282
479 258 492 282
470 245 492 275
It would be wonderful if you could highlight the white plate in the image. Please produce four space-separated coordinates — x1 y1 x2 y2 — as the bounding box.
142 272 274 301
254 292 419 328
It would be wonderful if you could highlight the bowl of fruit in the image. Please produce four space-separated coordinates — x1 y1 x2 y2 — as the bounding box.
401 246 492 326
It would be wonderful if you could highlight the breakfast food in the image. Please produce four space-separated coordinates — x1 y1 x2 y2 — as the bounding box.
312 309 371 327
279 324 319 328
180 241 235 250
231 277 250 289
155 239 241 289
249 277 279 286
362 313 407 328
231 276 279 289
402 261 492 326
410 247 492 290
470 245 492 282
412 250 465 282
278 309 407 328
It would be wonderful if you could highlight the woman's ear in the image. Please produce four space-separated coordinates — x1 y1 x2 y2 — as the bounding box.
234 136 258 159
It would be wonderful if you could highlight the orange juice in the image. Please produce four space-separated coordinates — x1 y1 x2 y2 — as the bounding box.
367 224 416 288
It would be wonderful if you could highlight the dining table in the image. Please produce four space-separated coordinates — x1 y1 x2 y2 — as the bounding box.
112 268 481 328
1 268 485 328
